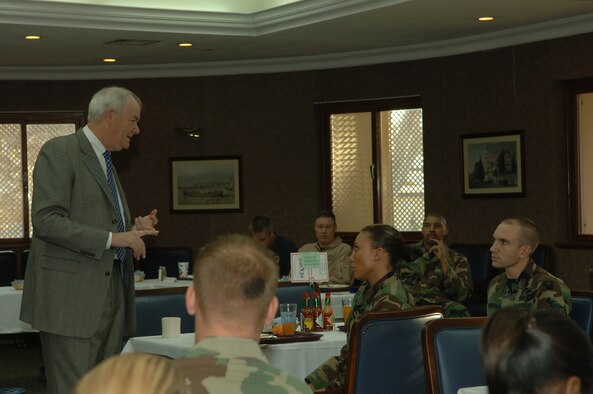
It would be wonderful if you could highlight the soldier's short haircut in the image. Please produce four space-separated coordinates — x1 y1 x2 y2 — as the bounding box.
424 212 447 227
315 210 336 223
249 214 274 233
502 216 539 251
360 224 405 269
193 234 278 324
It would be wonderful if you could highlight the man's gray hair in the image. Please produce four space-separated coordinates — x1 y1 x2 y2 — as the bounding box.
87 86 142 122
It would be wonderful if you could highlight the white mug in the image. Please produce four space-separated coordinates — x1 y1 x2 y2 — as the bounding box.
161 317 181 338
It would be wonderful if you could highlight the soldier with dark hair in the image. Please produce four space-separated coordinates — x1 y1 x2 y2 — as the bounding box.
487 217 571 316
249 214 297 277
396 213 472 317
305 224 415 390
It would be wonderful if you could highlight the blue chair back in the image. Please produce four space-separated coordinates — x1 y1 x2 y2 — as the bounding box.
139 247 193 279
422 317 487 394
570 291 593 338
531 245 551 268
450 244 491 316
135 293 194 337
275 284 316 317
0 250 17 286
346 307 444 394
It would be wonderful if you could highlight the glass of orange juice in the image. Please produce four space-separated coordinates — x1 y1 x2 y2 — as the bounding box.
280 303 297 336
342 298 353 323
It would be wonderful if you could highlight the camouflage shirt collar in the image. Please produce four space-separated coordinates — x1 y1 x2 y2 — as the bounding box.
186 336 268 363
505 259 537 283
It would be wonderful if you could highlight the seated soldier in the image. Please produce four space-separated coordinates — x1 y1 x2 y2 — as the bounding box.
487 216 571 316
397 212 473 317
249 214 297 278
299 210 352 284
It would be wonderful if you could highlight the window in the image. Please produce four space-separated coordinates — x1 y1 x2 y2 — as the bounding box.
317 96 424 239
0 112 84 244
566 78 593 246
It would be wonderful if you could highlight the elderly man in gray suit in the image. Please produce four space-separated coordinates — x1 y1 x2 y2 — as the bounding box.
20 86 159 394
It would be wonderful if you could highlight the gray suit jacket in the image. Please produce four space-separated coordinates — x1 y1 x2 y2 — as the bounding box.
20 128 136 338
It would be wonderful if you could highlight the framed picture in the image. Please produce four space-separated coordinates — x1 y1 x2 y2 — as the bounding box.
461 130 525 197
170 156 242 212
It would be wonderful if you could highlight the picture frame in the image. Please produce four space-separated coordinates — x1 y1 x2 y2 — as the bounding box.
170 156 242 212
461 130 525 197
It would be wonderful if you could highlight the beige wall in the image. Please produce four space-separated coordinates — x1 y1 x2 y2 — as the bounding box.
3 32 593 289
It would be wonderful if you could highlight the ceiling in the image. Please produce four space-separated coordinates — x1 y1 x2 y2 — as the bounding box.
2 0 593 80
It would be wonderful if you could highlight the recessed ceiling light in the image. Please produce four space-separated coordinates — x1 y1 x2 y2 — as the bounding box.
25 35 41 40
103 58 117 63
178 42 193 47
477 16 495 22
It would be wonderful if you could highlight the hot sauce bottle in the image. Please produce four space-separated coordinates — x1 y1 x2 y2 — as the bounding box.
313 292 324 332
302 293 314 333
323 292 334 331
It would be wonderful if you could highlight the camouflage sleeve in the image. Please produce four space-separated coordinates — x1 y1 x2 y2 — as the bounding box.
305 353 343 389
441 251 473 303
486 276 503 317
369 281 415 312
534 278 572 315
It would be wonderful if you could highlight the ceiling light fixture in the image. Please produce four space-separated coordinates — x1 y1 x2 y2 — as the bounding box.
25 35 41 40
178 43 193 47
103 58 117 63
477 16 495 22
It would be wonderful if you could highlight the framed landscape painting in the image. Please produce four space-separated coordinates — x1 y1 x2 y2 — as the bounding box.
170 156 242 212
461 130 525 197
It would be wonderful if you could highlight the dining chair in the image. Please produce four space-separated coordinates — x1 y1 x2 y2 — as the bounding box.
135 293 195 337
137 247 193 279
450 243 492 316
422 317 488 394
0 250 18 286
570 290 593 338
344 306 444 394
275 284 316 318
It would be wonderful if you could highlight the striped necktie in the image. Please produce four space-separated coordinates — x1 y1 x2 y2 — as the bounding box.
103 151 126 262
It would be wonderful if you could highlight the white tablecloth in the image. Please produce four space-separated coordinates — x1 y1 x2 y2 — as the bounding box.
0 280 192 334
122 330 347 379
0 286 34 334
134 278 192 291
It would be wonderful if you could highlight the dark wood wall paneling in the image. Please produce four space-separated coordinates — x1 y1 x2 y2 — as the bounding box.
3 32 593 289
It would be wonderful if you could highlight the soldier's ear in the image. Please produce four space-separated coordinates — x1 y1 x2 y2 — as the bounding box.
264 296 279 326
185 285 196 316
519 244 533 260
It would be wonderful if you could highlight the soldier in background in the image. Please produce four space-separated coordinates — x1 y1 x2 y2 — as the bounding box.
397 212 473 317
487 217 571 316
249 214 298 278
172 234 311 394
299 210 352 284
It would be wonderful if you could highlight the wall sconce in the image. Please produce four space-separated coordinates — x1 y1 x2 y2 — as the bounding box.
175 127 202 139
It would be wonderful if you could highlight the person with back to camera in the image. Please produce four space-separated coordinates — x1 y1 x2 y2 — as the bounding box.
487 216 571 316
480 305 593 394
396 212 473 317
249 214 298 278
305 224 415 390
172 234 311 393
299 210 352 284
19 86 159 394
74 353 186 394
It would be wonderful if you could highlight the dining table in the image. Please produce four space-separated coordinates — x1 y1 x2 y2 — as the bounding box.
0 279 193 335
122 329 347 380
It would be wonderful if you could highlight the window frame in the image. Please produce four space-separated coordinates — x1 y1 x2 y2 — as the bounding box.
316 96 423 244
565 78 593 247
0 111 85 248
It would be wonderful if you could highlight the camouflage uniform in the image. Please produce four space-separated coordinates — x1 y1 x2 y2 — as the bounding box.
396 241 472 317
487 259 572 316
299 237 352 284
305 271 415 389
172 336 311 394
